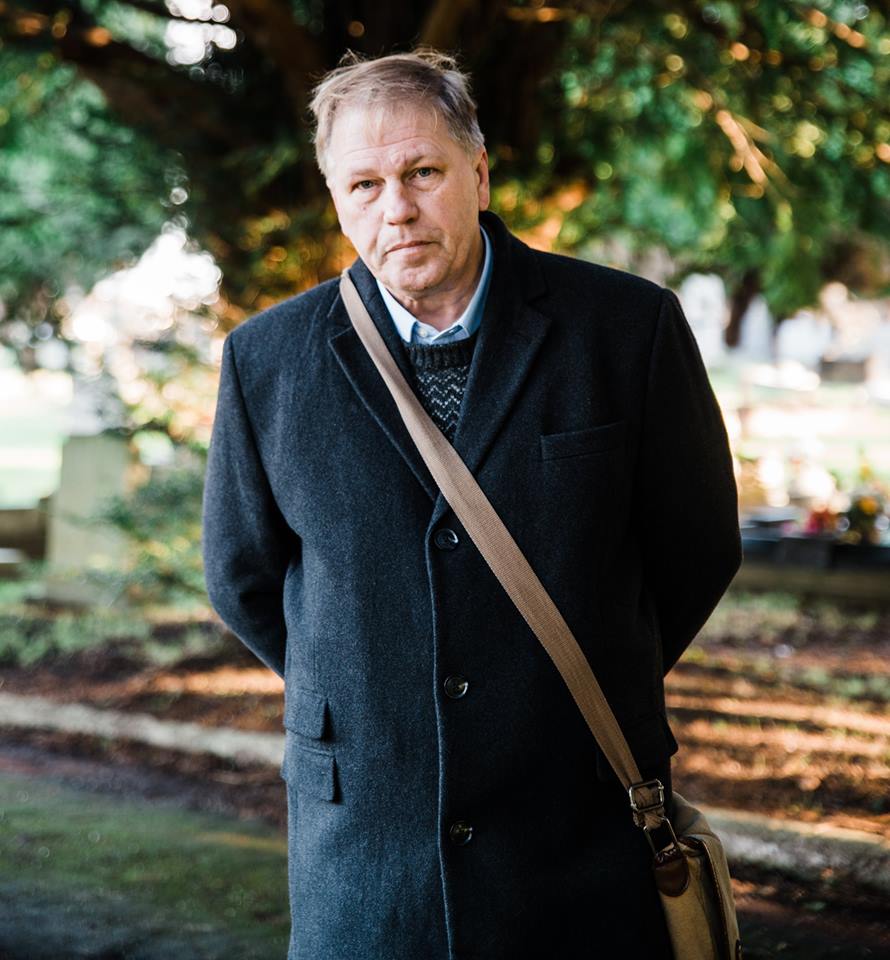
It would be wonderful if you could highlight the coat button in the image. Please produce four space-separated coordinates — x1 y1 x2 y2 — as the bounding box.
434 528 459 550
443 675 469 699
449 821 473 845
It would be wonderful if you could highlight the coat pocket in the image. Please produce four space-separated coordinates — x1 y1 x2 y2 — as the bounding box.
283 684 330 740
540 419 626 461
280 739 338 802
594 709 679 782
279 684 336 800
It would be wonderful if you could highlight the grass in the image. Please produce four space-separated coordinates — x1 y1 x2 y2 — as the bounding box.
0 571 227 669
677 588 890 706
700 588 883 646
0 773 290 956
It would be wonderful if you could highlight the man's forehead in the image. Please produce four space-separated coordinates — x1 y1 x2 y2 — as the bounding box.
327 103 455 169
336 137 446 171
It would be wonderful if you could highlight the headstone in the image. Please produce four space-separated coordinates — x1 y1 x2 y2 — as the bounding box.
41 433 147 606
821 282 881 362
736 294 774 363
677 273 728 368
866 311 890 404
774 310 833 370
820 357 868 383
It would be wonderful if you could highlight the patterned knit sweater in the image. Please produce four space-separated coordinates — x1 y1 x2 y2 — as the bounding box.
401 329 480 442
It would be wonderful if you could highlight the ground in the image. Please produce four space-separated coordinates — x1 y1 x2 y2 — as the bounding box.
1 589 889 958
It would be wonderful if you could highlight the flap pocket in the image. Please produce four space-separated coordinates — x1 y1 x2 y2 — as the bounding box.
280 740 337 802
540 420 626 461
283 685 329 739
595 710 679 781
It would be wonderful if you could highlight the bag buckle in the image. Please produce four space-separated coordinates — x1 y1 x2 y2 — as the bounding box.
628 778 665 816
628 779 682 855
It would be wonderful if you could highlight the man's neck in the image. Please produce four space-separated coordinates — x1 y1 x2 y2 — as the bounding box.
384 231 485 332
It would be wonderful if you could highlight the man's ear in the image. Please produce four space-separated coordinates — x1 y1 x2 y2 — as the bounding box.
475 147 491 212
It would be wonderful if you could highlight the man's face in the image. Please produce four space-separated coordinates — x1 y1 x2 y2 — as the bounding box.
325 101 490 302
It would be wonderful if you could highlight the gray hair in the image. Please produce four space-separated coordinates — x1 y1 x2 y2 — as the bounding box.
309 48 485 180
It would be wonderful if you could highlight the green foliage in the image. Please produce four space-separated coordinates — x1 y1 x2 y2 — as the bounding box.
1 3 888 615
0 600 151 666
704 588 881 645
537 4 890 314
0 571 228 667
0 48 174 354
0 1 888 351
91 455 208 607
690 590 890 704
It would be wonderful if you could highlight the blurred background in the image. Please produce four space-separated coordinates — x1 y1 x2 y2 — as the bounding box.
1 2 889 958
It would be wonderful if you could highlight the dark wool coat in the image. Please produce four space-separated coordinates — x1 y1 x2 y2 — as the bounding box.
201 209 743 960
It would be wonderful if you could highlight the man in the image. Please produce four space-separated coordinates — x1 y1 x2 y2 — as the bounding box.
202 49 742 959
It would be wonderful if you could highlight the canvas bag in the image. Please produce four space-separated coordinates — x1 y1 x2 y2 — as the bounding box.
340 271 743 960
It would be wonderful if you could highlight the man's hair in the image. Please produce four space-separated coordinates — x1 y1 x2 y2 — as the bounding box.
308 48 485 180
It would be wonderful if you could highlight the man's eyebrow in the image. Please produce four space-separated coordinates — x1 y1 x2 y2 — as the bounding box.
402 153 445 167
344 153 446 179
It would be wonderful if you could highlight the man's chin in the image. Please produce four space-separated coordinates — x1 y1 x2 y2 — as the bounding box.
380 267 443 298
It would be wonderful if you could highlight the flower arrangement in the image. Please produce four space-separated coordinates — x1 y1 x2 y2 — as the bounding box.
802 505 838 536
802 453 890 546
838 491 888 545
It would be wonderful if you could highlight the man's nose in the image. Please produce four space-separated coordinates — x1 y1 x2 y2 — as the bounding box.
382 181 417 223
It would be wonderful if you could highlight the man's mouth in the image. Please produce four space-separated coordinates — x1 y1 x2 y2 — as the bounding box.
387 241 430 254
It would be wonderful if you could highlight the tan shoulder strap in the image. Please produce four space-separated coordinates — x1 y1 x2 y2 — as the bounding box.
339 270 666 830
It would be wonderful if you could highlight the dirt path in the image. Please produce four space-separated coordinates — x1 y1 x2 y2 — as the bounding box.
0 730 287 830
4 636 888 840
0 691 283 766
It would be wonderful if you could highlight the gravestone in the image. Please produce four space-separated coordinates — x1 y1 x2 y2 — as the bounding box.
775 310 833 370
736 294 774 363
822 282 881 360
866 312 890 403
677 273 728 368
42 432 146 606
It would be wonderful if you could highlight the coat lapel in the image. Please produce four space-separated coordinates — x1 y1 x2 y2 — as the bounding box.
328 211 553 523
327 257 442 502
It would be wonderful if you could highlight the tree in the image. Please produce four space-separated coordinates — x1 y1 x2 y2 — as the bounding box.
2 0 888 371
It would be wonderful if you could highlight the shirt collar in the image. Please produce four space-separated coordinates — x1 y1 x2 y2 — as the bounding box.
376 225 492 345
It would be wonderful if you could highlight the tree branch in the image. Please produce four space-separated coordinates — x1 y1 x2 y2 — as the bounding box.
419 0 478 49
223 0 325 117
0 1 257 149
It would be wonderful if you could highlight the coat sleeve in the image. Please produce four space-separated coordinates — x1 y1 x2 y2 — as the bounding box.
637 287 743 676
201 332 298 679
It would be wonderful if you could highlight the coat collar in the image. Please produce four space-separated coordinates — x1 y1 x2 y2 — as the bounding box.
327 210 553 524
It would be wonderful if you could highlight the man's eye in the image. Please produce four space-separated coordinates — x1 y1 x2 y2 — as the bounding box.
415 167 435 178
354 180 376 191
